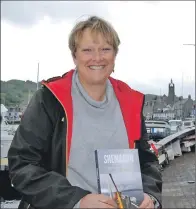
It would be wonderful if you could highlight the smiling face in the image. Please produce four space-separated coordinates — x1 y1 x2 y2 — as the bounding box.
73 28 116 86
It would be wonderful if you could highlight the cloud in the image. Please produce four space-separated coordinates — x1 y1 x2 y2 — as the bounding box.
106 1 195 99
1 1 109 27
1 1 195 100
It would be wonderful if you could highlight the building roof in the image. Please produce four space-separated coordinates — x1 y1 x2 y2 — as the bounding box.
173 99 188 108
154 102 167 110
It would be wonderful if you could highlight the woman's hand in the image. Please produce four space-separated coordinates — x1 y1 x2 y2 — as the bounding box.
139 193 154 209
80 194 117 208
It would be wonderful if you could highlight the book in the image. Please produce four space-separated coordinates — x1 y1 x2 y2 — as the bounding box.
95 149 144 208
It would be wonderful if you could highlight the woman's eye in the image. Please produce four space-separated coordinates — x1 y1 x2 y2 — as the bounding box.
83 49 91 52
103 48 111 51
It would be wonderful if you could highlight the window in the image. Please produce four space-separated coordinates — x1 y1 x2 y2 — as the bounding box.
169 121 182 126
184 122 191 126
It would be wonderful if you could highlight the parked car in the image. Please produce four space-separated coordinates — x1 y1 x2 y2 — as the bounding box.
145 120 171 141
168 120 182 134
181 120 195 130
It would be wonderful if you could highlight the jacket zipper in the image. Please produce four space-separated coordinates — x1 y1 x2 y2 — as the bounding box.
42 83 69 177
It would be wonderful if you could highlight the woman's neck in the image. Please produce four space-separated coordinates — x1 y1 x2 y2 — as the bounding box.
78 75 107 102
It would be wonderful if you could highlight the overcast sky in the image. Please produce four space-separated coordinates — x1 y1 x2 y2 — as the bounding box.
1 1 195 99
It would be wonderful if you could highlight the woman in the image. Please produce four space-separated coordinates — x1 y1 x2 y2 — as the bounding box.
8 16 162 209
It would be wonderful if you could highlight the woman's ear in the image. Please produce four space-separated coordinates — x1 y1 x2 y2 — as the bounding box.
113 64 115 73
72 54 77 66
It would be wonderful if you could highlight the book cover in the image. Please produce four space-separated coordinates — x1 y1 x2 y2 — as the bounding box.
95 149 144 208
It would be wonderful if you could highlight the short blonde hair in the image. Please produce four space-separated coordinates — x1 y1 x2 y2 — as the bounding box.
68 16 121 57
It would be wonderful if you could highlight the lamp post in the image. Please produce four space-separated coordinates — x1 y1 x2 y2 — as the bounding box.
37 62 40 90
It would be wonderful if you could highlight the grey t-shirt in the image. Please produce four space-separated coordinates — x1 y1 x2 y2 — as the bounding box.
67 70 129 196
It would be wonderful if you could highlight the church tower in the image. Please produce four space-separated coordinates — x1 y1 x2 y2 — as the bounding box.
167 79 175 105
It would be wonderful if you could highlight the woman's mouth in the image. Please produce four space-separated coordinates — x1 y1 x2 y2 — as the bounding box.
89 65 105 70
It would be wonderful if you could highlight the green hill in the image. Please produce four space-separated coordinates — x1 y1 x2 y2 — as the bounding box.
0 79 40 107
2 79 179 109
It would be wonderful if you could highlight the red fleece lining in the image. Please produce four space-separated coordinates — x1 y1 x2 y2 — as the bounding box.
109 78 144 148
